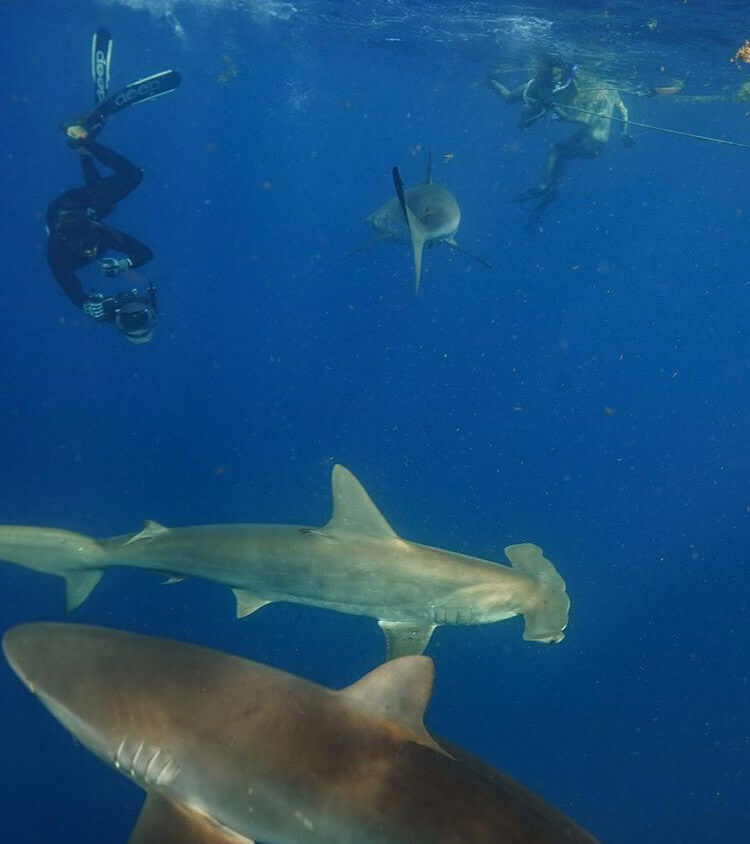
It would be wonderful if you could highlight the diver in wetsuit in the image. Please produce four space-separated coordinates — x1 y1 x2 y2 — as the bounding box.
488 54 632 231
45 130 155 340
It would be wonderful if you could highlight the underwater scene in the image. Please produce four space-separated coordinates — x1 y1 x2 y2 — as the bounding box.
0 0 748 841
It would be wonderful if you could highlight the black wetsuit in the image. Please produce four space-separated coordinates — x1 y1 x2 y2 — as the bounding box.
46 140 153 308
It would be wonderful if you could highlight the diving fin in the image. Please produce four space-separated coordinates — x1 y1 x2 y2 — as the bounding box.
65 70 182 137
91 28 113 105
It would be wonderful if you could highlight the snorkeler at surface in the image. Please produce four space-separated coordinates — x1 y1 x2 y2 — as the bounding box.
487 54 632 231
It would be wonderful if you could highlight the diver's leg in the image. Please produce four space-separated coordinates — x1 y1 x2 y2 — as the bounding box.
78 148 102 187
80 139 143 205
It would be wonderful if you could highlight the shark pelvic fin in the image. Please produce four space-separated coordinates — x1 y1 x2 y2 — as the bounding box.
392 165 427 293
129 793 254 844
378 620 436 659
124 520 170 546
232 589 270 619
342 654 440 745
64 570 104 612
325 465 397 539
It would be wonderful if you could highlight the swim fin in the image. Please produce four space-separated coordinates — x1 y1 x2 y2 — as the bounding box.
91 28 113 105
63 70 182 137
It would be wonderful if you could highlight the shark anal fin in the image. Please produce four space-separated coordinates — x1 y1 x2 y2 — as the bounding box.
379 620 436 660
232 589 270 619
64 570 104 612
124 520 170 546
129 794 254 844
325 465 398 539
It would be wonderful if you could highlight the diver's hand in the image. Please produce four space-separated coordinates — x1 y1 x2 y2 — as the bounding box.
621 132 635 149
82 294 116 321
98 257 133 277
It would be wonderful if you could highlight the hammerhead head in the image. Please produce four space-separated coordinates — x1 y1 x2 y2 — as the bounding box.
0 465 570 659
3 622 603 844
359 152 490 291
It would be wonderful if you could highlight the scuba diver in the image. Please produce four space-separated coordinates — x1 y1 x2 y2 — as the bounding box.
44 27 180 344
487 54 632 231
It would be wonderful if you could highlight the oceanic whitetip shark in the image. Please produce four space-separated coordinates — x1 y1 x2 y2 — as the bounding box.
0 465 569 659
358 152 491 291
3 622 603 844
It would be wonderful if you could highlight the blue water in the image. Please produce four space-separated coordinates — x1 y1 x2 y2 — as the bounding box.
0 0 748 841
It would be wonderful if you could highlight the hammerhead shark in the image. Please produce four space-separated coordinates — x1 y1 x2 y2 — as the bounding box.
0 465 570 659
3 622 603 844
359 152 490 291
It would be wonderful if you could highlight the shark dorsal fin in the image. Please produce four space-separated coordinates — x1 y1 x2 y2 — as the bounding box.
392 166 427 293
341 655 435 735
424 148 433 184
124 520 170 546
325 465 397 539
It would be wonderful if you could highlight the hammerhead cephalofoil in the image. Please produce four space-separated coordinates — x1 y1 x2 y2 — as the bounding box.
0 465 570 658
3 622 603 844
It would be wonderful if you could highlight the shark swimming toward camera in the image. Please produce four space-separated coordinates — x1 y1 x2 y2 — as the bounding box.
3 622 603 844
0 465 569 658
360 152 490 291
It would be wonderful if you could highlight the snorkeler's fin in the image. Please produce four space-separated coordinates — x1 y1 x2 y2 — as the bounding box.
392 166 427 293
443 238 493 270
63 69 182 137
91 27 113 105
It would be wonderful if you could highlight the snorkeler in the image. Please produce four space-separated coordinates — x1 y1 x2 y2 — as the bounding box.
487 54 632 231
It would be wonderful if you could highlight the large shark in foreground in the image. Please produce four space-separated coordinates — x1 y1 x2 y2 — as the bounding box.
360 153 490 291
3 622 603 844
0 465 569 658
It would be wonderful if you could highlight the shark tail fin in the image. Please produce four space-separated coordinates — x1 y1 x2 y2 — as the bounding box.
504 543 570 644
0 526 108 612
392 165 427 293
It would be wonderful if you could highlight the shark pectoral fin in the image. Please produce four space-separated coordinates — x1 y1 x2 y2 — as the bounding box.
341 650 445 753
124 520 170 546
64 570 104 612
392 165 427 293
504 544 570 644
232 589 270 619
344 233 389 259
444 237 493 270
325 465 398 539
129 793 254 844
378 620 436 659
161 575 185 585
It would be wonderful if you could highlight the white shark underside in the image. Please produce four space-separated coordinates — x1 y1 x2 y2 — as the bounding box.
0 465 570 658
3 623 603 844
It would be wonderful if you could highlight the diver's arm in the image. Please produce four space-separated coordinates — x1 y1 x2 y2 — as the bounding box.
46 240 88 307
616 96 630 136
101 226 154 269
487 79 526 103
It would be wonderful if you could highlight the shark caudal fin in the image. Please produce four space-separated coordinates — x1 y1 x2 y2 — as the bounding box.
0 526 107 612
392 166 427 293
504 543 570 643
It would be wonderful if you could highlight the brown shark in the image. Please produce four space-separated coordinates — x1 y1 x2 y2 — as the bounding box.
3 622 604 844
0 465 570 659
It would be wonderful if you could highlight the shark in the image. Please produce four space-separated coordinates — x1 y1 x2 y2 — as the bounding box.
3 622 604 844
0 465 570 659
360 152 490 291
